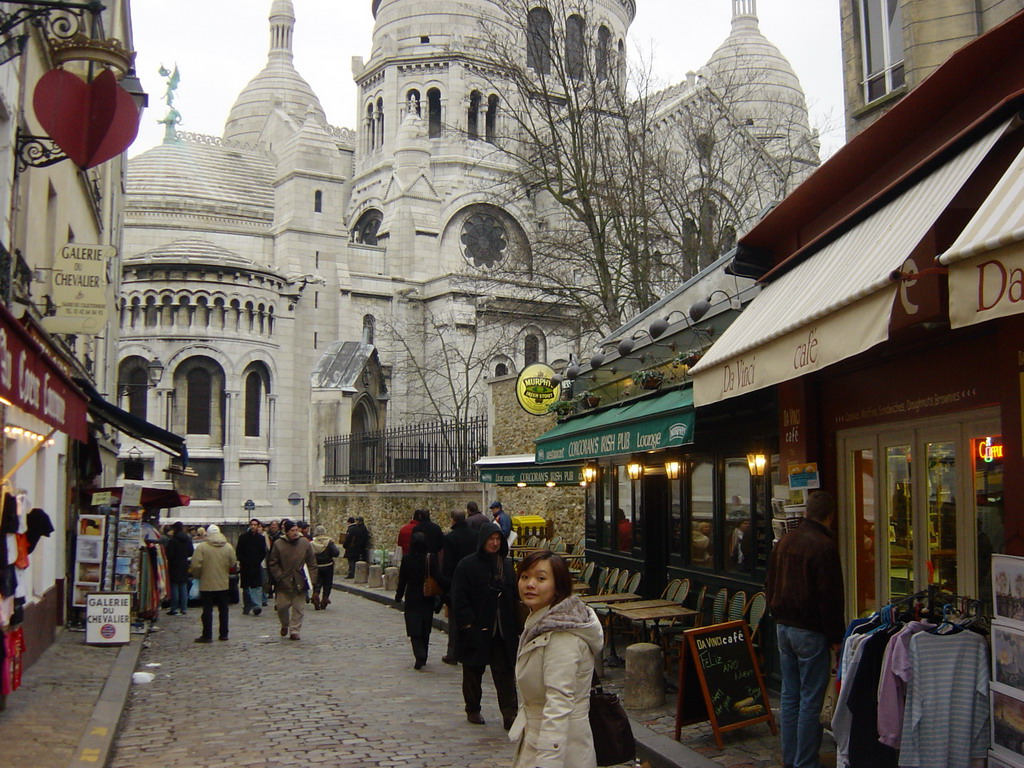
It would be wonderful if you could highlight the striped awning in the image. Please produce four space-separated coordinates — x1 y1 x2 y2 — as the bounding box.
939 140 1024 328
691 120 1009 406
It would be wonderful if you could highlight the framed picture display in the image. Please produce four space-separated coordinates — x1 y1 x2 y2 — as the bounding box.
993 686 1024 765
995 624 1024 695
993 555 1024 631
73 514 108 606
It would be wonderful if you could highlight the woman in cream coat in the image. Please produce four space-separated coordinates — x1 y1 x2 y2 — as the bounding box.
510 551 604 768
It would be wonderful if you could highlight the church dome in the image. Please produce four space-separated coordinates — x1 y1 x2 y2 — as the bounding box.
704 0 811 136
223 0 327 145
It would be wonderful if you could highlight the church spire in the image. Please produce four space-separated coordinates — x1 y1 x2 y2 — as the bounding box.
269 0 296 62
731 0 759 31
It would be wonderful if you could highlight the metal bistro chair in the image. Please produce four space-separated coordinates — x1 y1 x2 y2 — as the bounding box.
710 587 729 625
616 569 632 593
602 568 621 595
625 571 642 594
661 578 682 601
593 567 611 596
744 592 768 660
577 561 596 593
690 584 708 627
727 590 748 623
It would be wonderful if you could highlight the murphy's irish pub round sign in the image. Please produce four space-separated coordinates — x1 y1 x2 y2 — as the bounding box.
516 363 561 416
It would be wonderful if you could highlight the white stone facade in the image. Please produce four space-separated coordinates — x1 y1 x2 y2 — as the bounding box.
117 0 814 524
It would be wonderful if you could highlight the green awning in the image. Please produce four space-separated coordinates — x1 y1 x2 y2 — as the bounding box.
535 388 695 464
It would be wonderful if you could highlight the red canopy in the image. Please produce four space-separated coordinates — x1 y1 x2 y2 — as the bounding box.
94 486 190 510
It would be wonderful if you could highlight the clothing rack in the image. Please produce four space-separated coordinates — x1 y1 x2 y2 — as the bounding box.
888 585 986 625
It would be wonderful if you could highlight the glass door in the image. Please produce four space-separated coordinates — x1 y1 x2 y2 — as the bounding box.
839 408 999 616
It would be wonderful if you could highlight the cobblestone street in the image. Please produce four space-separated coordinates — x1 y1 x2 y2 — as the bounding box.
109 591 517 768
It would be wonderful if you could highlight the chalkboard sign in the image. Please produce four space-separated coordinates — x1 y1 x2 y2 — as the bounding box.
673 620 776 748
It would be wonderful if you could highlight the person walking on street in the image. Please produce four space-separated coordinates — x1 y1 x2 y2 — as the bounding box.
311 525 340 610
343 516 370 578
765 490 845 768
465 500 487 532
165 521 194 616
451 521 519 728
298 520 312 540
267 519 282 542
236 518 268 616
440 509 477 664
414 508 445 554
189 524 236 642
268 519 318 640
510 550 603 768
395 532 438 669
489 501 512 540
397 513 418 556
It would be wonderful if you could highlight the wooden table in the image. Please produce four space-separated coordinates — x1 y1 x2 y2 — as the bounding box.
572 582 591 593
581 592 640 604
612 604 696 621
607 599 677 612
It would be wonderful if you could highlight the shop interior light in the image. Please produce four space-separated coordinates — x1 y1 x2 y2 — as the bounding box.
627 462 643 480
665 460 681 480
746 453 767 477
582 464 598 483
0 396 12 407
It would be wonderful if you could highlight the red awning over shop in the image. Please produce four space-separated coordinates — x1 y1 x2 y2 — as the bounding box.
0 303 88 441
94 486 190 510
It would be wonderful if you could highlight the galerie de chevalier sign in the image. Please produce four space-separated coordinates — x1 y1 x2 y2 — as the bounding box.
42 243 115 335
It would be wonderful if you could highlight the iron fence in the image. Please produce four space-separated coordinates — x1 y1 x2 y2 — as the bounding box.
324 415 488 484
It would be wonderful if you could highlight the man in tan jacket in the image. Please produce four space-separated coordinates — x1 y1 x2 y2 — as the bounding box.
268 519 318 640
189 524 237 643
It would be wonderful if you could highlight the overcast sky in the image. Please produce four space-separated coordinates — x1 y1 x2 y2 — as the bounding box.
129 0 845 158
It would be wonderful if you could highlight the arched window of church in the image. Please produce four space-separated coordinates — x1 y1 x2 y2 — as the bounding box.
596 26 611 81
186 368 212 435
495 362 508 377
376 97 385 147
122 365 148 421
524 333 542 366
354 209 383 245
366 103 375 153
486 95 499 143
244 371 262 437
314 190 323 213
617 39 625 78
427 88 442 138
566 14 585 80
362 315 376 345
527 7 553 74
468 91 481 140
407 90 421 116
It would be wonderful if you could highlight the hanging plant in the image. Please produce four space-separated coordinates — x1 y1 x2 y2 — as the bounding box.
579 391 601 408
633 369 665 390
547 399 578 417
671 349 705 375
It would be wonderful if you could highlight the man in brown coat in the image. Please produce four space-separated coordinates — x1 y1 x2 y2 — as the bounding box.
268 519 318 640
189 524 236 643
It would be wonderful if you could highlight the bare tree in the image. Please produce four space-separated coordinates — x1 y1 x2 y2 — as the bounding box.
461 0 818 337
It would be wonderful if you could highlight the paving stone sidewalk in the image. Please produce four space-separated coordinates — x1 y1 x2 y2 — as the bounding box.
108 592 531 768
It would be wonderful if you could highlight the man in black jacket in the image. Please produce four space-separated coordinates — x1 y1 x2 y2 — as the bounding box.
165 521 194 616
440 509 478 664
450 521 519 729
344 517 370 578
236 518 268 616
765 490 845 768
413 509 445 554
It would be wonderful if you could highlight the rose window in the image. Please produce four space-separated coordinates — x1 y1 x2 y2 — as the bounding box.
461 213 508 268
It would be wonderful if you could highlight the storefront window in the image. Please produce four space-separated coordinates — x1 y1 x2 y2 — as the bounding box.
690 459 713 567
585 483 597 541
670 473 683 556
615 465 633 553
723 457 752 573
600 467 614 550
850 447 877 616
973 435 1004 606
886 445 912 599
926 441 957 593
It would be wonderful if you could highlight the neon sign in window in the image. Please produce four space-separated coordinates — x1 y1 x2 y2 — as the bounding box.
978 436 1004 463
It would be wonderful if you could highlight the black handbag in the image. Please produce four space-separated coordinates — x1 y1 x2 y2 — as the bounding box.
589 672 636 767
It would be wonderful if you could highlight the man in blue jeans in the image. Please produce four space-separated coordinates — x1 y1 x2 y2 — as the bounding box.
765 490 845 768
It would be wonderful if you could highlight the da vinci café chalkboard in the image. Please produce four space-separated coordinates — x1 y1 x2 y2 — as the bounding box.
674 620 776 748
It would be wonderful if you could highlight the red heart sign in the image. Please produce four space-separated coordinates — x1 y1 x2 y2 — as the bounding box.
32 68 140 170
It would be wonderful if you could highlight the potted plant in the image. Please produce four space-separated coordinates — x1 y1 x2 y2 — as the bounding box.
547 399 578 417
579 390 601 408
633 368 665 390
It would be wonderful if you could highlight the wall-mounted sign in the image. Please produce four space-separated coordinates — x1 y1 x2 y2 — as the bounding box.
42 243 114 335
788 462 820 490
479 465 582 486
516 363 561 416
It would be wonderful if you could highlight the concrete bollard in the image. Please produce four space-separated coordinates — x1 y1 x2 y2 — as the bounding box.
383 566 399 592
354 560 369 584
368 564 384 588
623 642 664 710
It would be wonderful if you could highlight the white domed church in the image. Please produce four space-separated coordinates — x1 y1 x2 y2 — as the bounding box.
116 0 816 524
